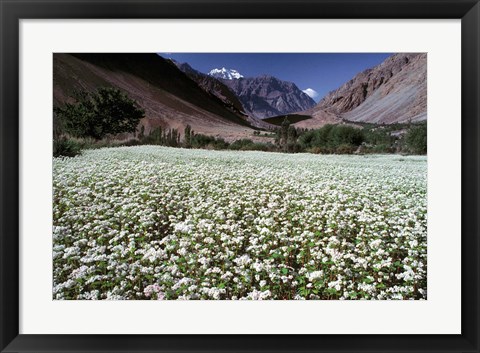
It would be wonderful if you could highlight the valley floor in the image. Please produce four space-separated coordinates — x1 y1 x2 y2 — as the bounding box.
53 146 427 300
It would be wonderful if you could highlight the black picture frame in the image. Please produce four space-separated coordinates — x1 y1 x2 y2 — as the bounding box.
1 0 479 352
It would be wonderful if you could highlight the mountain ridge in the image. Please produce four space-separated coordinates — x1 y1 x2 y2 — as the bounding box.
172 61 273 129
314 53 427 124
219 75 316 119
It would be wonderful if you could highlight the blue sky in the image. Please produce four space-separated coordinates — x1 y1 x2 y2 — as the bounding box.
159 53 393 102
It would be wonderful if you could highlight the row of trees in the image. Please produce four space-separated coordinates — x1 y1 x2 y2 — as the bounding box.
53 87 427 157
146 125 275 152
272 118 427 155
144 125 229 150
296 124 364 154
142 126 181 147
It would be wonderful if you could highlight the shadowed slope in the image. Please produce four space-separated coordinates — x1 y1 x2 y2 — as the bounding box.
54 53 262 141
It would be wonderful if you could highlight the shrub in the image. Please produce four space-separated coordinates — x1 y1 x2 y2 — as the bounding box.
335 144 356 154
298 130 316 149
191 134 216 149
240 143 265 151
212 138 229 150
405 123 427 154
229 139 254 151
328 125 364 148
53 138 82 158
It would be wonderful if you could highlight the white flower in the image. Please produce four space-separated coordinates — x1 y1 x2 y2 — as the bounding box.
174 222 193 234
53 146 427 301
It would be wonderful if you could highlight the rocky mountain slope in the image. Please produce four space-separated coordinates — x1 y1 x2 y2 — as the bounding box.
173 62 272 129
53 54 265 141
215 74 316 119
314 53 427 124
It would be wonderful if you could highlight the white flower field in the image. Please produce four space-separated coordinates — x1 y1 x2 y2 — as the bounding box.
53 146 427 300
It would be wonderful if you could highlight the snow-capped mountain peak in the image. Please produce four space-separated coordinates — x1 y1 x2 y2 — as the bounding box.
302 88 319 100
208 67 244 80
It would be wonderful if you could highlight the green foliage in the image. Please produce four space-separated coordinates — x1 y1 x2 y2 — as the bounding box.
363 128 394 146
54 87 145 140
143 127 164 145
184 124 192 148
53 137 82 158
342 120 427 155
229 139 255 150
210 138 229 150
190 133 215 148
142 126 180 147
190 134 222 149
245 142 276 151
274 118 302 153
297 130 316 149
405 122 427 154
165 128 181 147
335 143 357 154
228 139 275 152
298 124 364 154
362 144 395 154
329 125 363 147
279 117 290 152
74 116 425 157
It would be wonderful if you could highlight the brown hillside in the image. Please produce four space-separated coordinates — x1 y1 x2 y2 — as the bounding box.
315 53 427 124
53 53 265 141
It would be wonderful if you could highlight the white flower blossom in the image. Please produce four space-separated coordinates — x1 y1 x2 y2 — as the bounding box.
53 146 427 300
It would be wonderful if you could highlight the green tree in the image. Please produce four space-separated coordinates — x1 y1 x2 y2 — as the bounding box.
184 124 192 148
405 122 427 154
54 87 145 140
314 124 334 148
278 117 291 152
53 137 82 158
287 125 298 152
298 129 316 150
329 125 363 149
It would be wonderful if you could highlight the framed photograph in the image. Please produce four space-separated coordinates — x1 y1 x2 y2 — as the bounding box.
1 0 478 352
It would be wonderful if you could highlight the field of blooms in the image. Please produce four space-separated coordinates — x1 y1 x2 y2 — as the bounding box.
53 146 427 300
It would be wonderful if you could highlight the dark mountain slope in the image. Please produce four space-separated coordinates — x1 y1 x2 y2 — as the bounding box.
53 54 266 141
174 61 246 115
67 53 251 127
